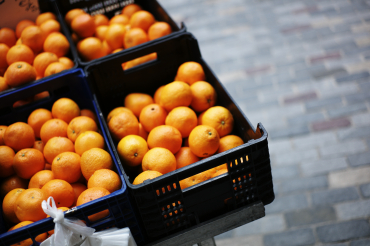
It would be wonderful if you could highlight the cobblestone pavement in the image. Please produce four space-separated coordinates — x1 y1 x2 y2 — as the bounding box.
158 0 370 245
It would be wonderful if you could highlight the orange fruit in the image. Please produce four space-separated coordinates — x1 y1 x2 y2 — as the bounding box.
108 111 139 141
34 91 50 101
71 13 95 38
33 140 45 153
148 22 172 40
36 12 57 26
27 108 53 138
95 25 108 41
10 221 47 244
199 106 234 137
122 4 142 18
52 152 81 183
175 147 200 169
123 27 148 49
190 81 217 112
179 170 212 190
210 166 228 178
67 116 98 143
132 170 162 185
3 122 35 152
6 44 34 65
109 14 129 25
80 109 97 122
160 81 192 112
77 37 105 61
217 135 244 153
0 125 7 145
142 147 176 174
122 52 157 70
33 52 59 77
12 98 32 108
188 125 220 158
87 169 121 193
0 28 16 47
43 32 70 58
13 148 45 179
28 170 54 189
42 179 75 207
71 183 87 206
4 61 37 87
0 175 28 198
94 14 109 27
106 107 134 123
124 93 154 118
65 9 85 26
102 40 112 55
52 98 80 124
129 10 155 32
2 188 25 224
80 148 113 180
113 48 123 53
44 163 52 170
76 187 110 221
153 85 164 104
39 19 61 37
176 61 206 85
139 104 168 132
14 188 48 221
0 43 9 69
75 131 105 156
147 125 182 154
138 123 148 140
104 23 126 51
58 57 74 69
44 62 68 77
165 106 197 138
20 25 45 53
0 76 9 92
0 146 15 178
15 20 36 38
40 119 68 143
117 135 148 167
43 136 75 164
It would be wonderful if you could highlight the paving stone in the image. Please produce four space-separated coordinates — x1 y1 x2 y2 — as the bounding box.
265 194 309 214
336 71 370 83
301 157 348 177
234 214 286 236
291 131 337 150
360 183 370 198
312 118 351 132
274 148 319 166
214 230 233 240
311 68 348 80
319 83 359 98
351 238 370 246
268 125 310 139
268 139 293 156
287 112 326 126
305 96 343 111
283 91 317 104
316 220 370 243
271 166 300 180
311 187 360 206
348 152 370 167
215 235 263 246
345 91 370 104
275 175 327 195
327 103 368 118
263 228 315 246
285 206 336 227
336 199 370 220
337 126 370 140
319 139 367 158
309 52 341 64
329 166 370 188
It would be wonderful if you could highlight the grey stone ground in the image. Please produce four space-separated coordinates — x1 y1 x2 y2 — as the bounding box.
158 0 370 245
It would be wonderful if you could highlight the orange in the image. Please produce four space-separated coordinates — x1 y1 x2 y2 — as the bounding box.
67 116 98 143
27 108 53 138
14 188 48 221
0 67 6 77
142 147 176 174
71 183 87 206
33 52 59 77
36 12 57 25
6 44 34 65
113 48 123 53
58 57 74 69
10 221 47 244
148 22 172 40
129 10 155 32
15 20 35 38
139 104 168 132
160 81 192 112
65 9 85 26
77 37 105 61
122 52 157 70
0 175 28 198
165 106 197 138
188 125 220 158
132 170 162 185
153 85 164 104
0 77 9 92
13 148 45 179
33 140 45 153
0 43 9 69
94 14 109 27
87 169 121 193
109 14 129 25
0 146 15 178
123 28 148 49
28 170 54 189
138 123 148 140
34 91 50 101
117 135 148 167
43 32 70 58
52 98 80 124
75 131 105 156
124 93 154 118
0 125 7 145
44 62 68 77
39 19 61 37
0 28 16 47
40 119 68 143
199 106 234 137
3 122 35 152
180 170 212 190
147 125 182 154
175 147 200 169
104 23 126 51
42 179 75 207
122 4 142 18
52 152 81 183
43 136 75 164
80 109 97 122
176 61 206 85
80 148 113 180
44 163 52 170
4 61 37 87
210 166 228 178
106 107 134 123
71 13 95 38
2 188 25 224
76 187 110 221
108 111 139 141
20 25 45 53
190 81 217 112
95 25 108 41
102 40 112 55
217 135 244 153
12 98 32 108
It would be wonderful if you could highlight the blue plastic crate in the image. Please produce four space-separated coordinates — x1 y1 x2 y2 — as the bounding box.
0 69 145 246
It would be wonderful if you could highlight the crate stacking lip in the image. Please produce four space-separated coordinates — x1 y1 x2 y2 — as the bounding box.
0 69 145 246
85 31 275 244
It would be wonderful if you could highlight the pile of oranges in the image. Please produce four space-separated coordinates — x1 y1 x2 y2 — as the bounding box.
0 98 121 244
0 12 75 94
65 3 172 63
106 61 245 189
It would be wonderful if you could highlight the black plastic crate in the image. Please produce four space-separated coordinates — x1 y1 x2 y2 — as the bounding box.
85 32 274 243
0 69 145 246
53 0 186 67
